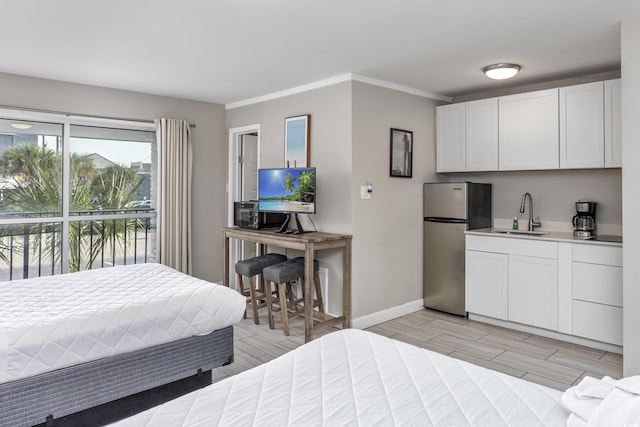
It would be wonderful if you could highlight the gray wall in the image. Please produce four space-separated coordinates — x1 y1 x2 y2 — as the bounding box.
226 81 439 320
351 82 439 316
447 169 622 226
226 82 353 314
0 72 227 283
622 19 640 376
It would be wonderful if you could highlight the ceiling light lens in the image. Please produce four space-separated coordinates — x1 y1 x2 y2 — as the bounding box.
483 63 520 80
11 123 33 130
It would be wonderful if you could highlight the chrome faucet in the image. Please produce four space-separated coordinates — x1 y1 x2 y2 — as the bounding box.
519 192 541 231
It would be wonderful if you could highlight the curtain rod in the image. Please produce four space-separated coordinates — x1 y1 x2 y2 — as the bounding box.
0 104 196 128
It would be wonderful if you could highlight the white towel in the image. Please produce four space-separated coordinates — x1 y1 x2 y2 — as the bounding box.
588 375 640 426
614 375 640 395
575 376 613 399
561 385 603 421
567 413 588 427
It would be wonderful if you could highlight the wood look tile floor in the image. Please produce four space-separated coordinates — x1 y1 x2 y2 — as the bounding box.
214 308 623 391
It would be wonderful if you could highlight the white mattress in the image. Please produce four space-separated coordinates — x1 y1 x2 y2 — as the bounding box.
0 263 245 384
109 329 569 426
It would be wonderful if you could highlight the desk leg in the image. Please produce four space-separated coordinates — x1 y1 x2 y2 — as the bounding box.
223 234 230 287
304 245 314 343
343 239 352 329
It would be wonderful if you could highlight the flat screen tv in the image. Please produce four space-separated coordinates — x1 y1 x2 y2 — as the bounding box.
258 167 316 232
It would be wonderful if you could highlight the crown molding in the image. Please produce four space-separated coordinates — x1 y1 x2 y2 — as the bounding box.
350 74 452 102
225 74 352 110
225 73 451 109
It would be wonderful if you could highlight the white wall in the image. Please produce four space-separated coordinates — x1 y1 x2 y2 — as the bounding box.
351 82 439 317
0 72 227 283
621 19 640 376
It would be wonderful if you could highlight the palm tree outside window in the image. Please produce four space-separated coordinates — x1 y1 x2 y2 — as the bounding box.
0 116 156 281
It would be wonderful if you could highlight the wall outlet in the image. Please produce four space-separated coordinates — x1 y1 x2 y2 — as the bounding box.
291 267 332 315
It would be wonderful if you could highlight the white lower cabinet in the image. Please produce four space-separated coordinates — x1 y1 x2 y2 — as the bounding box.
465 250 508 320
571 245 623 345
508 255 558 330
465 235 558 330
465 234 623 346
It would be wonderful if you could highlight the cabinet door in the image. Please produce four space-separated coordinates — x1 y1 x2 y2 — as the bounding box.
559 82 604 169
604 79 622 168
499 89 559 170
508 255 558 330
466 98 498 171
465 250 508 320
436 103 465 172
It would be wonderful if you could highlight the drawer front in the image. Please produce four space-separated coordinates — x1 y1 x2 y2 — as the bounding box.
573 300 623 346
466 235 507 252
573 262 623 307
572 244 622 266
466 234 557 258
507 238 557 258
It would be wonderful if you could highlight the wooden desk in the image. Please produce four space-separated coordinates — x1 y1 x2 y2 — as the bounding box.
223 227 352 342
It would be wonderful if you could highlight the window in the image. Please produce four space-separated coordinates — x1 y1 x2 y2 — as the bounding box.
0 112 156 281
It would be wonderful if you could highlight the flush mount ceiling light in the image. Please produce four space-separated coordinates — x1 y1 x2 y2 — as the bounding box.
483 63 521 80
11 123 33 130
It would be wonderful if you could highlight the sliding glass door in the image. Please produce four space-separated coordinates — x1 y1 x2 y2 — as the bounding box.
0 112 156 280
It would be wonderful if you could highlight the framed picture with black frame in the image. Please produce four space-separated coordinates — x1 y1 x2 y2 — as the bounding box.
390 128 413 178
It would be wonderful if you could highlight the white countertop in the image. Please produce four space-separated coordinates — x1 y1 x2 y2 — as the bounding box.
466 228 623 247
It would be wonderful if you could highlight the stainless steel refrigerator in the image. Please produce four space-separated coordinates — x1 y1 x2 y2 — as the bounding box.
423 182 491 316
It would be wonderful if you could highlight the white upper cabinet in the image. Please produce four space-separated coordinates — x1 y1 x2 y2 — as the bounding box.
436 103 465 172
498 89 560 171
559 81 605 169
466 98 498 171
435 79 619 172
604 79 622 168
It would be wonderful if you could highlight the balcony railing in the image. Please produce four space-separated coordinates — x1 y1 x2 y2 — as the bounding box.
0 210 155 282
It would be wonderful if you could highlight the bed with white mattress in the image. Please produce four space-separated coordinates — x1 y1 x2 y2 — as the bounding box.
0 263 246 427
109 328 571 427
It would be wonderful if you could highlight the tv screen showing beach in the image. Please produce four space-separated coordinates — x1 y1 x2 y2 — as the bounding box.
258 168 316 214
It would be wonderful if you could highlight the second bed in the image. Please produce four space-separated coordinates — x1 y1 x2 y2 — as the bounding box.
109 328 570 426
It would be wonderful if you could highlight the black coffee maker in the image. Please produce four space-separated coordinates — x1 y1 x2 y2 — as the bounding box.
573 201 596 238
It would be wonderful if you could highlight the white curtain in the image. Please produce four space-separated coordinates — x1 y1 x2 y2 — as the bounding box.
155 118 192 274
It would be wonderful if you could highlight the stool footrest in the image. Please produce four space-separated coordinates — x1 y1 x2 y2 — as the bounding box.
264 259 325 336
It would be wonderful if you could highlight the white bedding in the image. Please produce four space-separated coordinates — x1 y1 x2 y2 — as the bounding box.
109 329 569 426
0 263 245 384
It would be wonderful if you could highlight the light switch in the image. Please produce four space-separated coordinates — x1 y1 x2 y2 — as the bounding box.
361 186 371 199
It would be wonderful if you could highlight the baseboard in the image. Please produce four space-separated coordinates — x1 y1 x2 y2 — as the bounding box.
469 313 623 354
351 299 424 330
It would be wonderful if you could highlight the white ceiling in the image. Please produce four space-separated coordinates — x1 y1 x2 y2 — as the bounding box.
2 0 639 106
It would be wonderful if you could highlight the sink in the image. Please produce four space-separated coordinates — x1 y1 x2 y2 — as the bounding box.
491 229 548 236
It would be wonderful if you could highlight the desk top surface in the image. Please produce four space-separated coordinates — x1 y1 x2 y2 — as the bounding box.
223 227 352 243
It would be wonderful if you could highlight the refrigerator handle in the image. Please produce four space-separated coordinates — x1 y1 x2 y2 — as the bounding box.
424 217 469 224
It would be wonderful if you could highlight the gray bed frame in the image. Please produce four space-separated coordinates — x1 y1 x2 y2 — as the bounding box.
0 325 234 427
